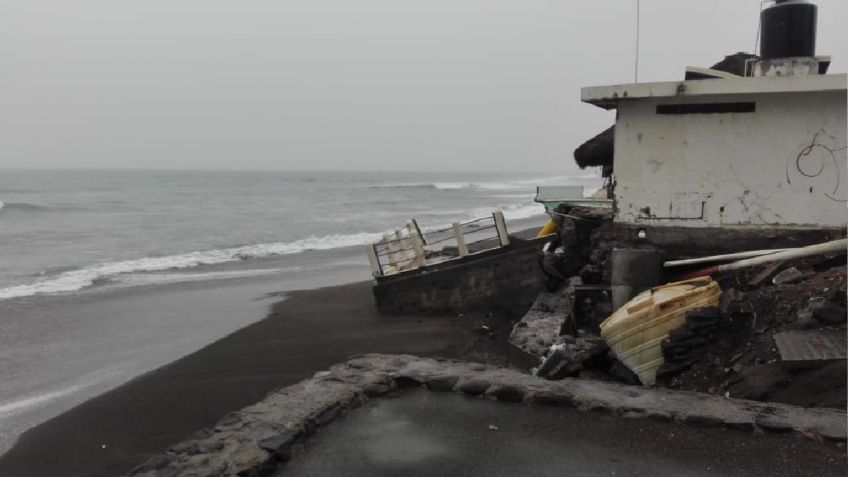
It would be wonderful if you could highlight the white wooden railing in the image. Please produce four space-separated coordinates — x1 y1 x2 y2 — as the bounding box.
366 210 510 277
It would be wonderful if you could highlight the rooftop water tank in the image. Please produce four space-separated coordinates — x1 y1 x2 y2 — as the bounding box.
760 0 817 59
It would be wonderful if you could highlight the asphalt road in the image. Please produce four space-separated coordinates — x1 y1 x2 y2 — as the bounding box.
280 389 847 477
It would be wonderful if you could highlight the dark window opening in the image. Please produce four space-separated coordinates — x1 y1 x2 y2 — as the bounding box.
656 102 755 115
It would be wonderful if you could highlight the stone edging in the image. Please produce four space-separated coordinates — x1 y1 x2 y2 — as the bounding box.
127 353 847 477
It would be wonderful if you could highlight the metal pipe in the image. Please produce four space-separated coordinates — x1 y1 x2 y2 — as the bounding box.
664 248 792 268
674 238 847 280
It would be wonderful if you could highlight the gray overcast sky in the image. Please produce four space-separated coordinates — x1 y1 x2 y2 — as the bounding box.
1 1 846 172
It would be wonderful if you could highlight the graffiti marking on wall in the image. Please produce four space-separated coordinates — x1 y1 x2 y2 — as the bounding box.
786 129 848 202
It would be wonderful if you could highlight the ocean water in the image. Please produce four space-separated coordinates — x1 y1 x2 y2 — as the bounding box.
0 169 601 301
0 169 602 456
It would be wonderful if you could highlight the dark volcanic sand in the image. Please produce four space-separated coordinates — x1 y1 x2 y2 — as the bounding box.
0 281 491 477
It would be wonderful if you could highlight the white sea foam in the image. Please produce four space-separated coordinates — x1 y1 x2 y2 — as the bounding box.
376 173 602 192
468 202 546 221
0 384 89 418
0 232 385 300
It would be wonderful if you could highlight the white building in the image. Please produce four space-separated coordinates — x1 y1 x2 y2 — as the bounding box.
582 73 847 228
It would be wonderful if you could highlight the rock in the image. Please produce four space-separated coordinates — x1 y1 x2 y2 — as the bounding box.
531 391 574 407
132 455 173 473
755 414 794 433
578 369 604 380
457 379 491 396
578 264 603 284
535 338 608 380
718 288 738 313
488 384 525 403
425 374 459 392
347 358 373 370
794 306 819 329
772 267 804 285
363 382 394 397
811 300 847 324
685 307 721 332
536 348 583 379
312 404 341 426
215 412 242 428
728 365 789 400
609 359 641 385
168 440 200 455
258 431 298 459
197 439 224 453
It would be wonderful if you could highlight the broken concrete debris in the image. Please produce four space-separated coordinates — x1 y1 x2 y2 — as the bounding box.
534 337 608 380
773 266 806 285
508 291 572 359
505 196 845 410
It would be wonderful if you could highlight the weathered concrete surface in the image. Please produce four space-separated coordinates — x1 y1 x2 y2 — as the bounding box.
595 222 846 259
508 291 571 359
372 239 545 316
280 390 845 477
127 354 847 477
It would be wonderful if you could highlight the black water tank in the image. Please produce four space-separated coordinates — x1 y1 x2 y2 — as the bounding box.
760 0 817 59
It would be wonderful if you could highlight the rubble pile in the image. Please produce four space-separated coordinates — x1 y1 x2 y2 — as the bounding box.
508 290 572 358
658 260 846 409
534 335 608 380
508 201 845 411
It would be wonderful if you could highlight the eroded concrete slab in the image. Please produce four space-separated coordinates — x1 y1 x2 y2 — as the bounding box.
279 389 845 477
126 354 848 477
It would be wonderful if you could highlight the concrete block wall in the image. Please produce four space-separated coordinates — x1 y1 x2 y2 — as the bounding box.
372 240 545 316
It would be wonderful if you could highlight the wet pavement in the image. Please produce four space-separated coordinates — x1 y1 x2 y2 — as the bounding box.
279 389 846 477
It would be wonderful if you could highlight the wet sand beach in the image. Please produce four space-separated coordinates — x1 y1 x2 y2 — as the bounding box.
0 280 489 477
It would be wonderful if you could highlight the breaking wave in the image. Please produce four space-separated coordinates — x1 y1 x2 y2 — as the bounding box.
0 232 385 300
0 202 52 214
372 174 601 192
0 194 557 301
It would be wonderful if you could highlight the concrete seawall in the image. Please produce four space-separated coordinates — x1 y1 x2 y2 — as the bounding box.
372 238 546 316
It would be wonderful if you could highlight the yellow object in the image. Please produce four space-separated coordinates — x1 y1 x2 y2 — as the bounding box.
599 277 722 385
536 219 558 238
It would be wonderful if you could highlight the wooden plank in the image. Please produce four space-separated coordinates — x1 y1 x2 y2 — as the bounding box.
452 222 469 257
493 210 510 247
407 223 427 267
365 244 382 277
747 260 787 288
383 234 398 269
412 218 426 245
774 330 847 370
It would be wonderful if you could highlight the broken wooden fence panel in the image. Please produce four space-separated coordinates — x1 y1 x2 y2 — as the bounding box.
452 222 469 257
368 211 511 277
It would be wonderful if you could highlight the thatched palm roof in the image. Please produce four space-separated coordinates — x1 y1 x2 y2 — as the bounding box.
573 125 614 170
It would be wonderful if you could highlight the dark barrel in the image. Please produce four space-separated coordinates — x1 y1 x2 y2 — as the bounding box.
760 0 817 59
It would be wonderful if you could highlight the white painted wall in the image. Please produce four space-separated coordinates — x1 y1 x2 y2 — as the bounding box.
613 90 847 227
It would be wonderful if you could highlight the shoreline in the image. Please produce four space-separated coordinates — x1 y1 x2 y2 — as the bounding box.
0 280 519 477
0 217 547 475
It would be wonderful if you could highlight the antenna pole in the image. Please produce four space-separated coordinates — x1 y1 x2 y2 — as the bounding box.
635 0 640 82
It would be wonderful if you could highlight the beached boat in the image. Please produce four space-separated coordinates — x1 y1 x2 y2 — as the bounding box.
534 186 612 212
599 277 722 385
